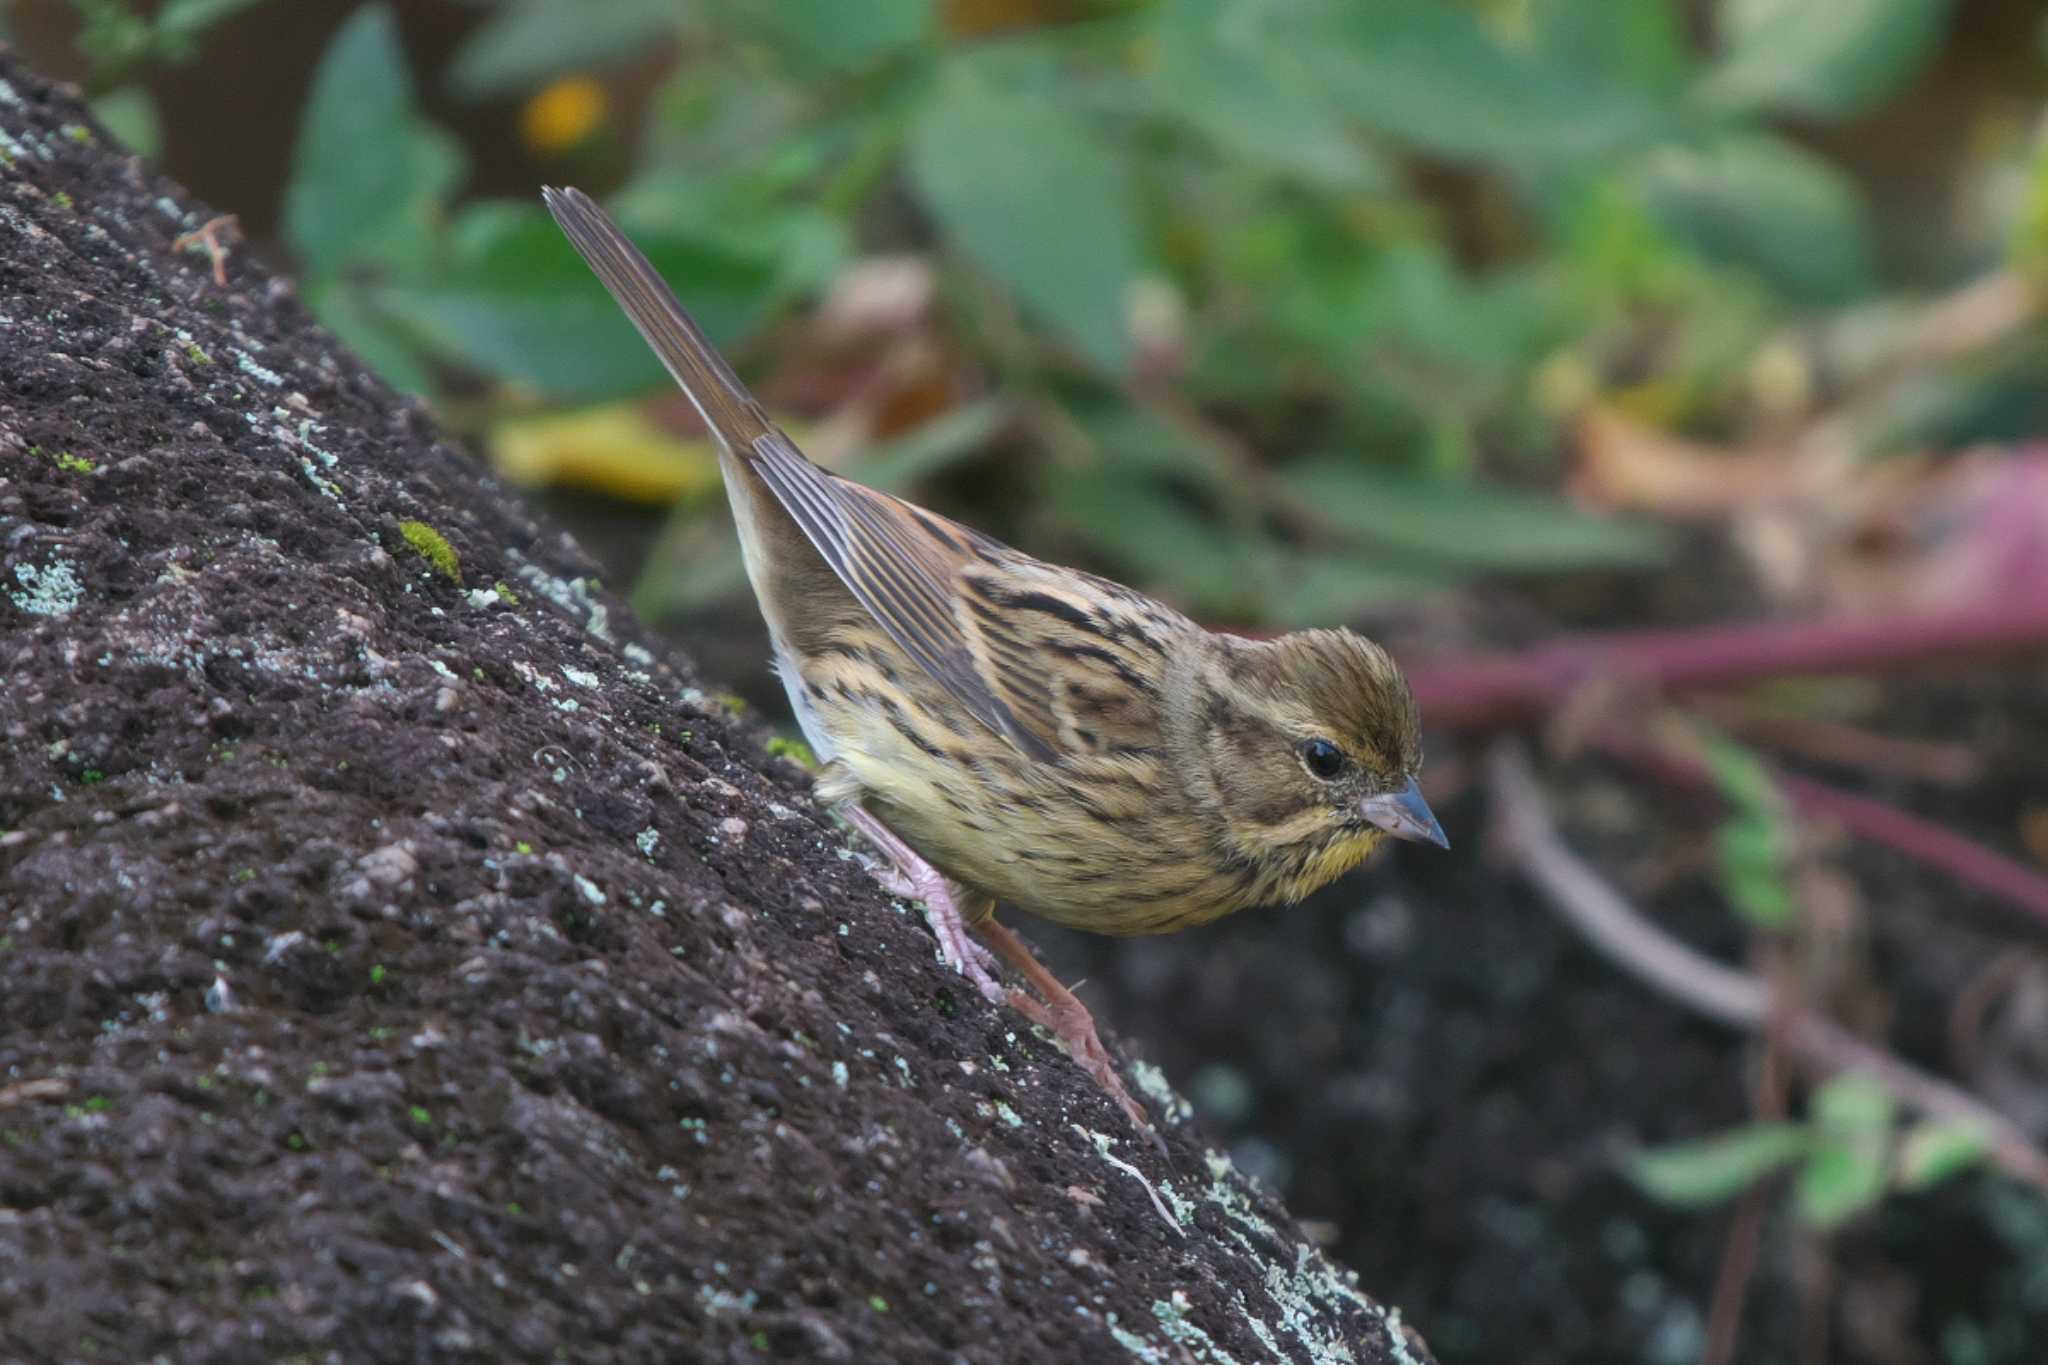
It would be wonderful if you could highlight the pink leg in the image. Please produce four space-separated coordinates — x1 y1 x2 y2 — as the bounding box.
977 918 1158 1144
836 804 1159 1144
838 805 1004 1003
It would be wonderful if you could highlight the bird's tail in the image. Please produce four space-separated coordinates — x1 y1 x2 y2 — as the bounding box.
541 185 773 454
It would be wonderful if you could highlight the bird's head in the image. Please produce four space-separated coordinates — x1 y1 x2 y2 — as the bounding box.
1181 628 1443 899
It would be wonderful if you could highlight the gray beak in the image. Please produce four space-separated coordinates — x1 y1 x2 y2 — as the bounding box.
1360 777 1448 849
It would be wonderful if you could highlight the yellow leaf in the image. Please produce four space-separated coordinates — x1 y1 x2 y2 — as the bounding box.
488 404 724 504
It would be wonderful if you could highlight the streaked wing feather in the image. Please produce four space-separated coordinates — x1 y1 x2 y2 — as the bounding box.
746 434 1061 762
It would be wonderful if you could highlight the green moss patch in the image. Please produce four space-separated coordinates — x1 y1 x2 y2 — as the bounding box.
397 520 461 582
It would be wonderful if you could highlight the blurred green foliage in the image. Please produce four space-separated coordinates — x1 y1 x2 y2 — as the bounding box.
53 0 2019 624
1631 1073 1989 1229
34 0 268 152
1701 732 1797 929
62 0 268 78
1634 722 2003 1236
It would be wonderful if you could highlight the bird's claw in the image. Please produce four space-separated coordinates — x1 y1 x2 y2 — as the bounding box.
1008 987 1159 1147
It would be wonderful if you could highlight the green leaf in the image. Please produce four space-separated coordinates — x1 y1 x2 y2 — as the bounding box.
1812 1073 1896 1136
1796 1074 1895 1227
1630 1123 1810 1207
1701 0 1950 119
89 86 161 158
1049 468 1249 610
1290 0 1670 165
283 5 466 278
1144 1 1387 191
858 400 1012 493
1367 246 1567 378
1699 733 1783 816
447 0 677 99
909 63 1139 371
633 518 749 618
1068 401 1240 489
156 0 267 41
1716 819 1796 928
1280 458 1667 572
638 53 813 174
1641 134 1874 306
1896 1120 1990 1191
611 171 852 301
73 0 265 66
735 0 933 74
303 280 435 395
69 1 154 74
1700 733 1797 928
372 201 778 400
1797 1134 1889 1226
1259 549 1453 628
1529 0 1694 96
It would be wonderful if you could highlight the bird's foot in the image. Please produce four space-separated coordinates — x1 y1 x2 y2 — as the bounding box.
839 804 1004 1003
836 805 1161 1148
975 919 1161 1150
1004 987 1153 1137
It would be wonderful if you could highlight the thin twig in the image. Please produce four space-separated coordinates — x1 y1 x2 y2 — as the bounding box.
1890 269 2037 371
171 213 239 286
0 1077 71 1108
1701 703 1981 787
1948 948 2042 1080
1702 956 1793 1365
1601 731 2048 935
1780 774 2048 930
1798 1234 1836 1365
1703 1174 1772 1365
1487 739 2048 1193
1490 743 1766 1027
1406 604 2048 730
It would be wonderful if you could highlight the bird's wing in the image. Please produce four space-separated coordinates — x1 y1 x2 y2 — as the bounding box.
544 185 1062 761
742 435 1065 761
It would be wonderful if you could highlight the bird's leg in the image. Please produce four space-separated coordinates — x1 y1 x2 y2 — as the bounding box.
974 917 1157 1143
836 803 1156 1144
837 804 1004 1003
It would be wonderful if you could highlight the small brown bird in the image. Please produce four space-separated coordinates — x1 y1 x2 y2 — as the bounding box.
544 187 1446 1130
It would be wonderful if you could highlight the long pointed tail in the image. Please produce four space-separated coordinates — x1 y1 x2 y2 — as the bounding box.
541 185 772 452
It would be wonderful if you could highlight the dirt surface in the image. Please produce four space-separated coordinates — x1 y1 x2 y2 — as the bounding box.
0 55 1432 1365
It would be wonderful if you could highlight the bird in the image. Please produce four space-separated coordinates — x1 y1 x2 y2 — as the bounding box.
543 186 1447 1133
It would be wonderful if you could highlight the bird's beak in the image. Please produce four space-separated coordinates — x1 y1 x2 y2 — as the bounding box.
1360 777 1448 849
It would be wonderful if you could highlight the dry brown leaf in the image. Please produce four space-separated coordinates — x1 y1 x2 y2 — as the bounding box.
1571 406 1803 517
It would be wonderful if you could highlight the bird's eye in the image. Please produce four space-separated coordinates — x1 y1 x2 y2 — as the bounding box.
1299 738 1345 781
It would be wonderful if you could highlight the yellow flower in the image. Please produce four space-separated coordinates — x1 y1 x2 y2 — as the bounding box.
520 77 607 156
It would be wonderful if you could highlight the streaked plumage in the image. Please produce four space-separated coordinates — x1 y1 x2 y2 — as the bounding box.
544 187 1444 1127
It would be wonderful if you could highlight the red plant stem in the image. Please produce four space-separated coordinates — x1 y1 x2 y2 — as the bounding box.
1607 734 2048 934
1405 604 2048 730
1701 1181 1769 1365
1778 775 2048 930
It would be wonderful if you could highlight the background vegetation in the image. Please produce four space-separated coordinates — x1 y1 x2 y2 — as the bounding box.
10 2 2048 1361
